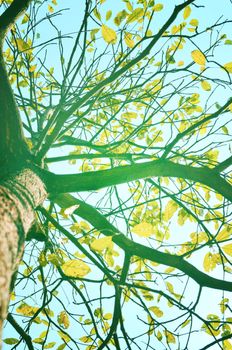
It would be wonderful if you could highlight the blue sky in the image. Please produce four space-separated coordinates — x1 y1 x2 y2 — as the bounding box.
2 0 232 349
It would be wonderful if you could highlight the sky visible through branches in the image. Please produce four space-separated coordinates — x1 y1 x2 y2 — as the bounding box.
1 0 232 349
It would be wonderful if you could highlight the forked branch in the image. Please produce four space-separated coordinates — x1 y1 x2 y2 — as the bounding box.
53 193 232 292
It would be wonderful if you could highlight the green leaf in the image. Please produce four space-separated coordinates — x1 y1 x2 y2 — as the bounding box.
56 344 66 350
106 10 112 21
3 338 19 345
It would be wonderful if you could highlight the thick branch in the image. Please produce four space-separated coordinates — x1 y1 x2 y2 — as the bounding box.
214 155 232 173
53 194 232 292
0 0 32 169
113 234 232 292
0 0 31 37
0 52 30 169
7 314 34 350
45 153 151 163
46 160 232 202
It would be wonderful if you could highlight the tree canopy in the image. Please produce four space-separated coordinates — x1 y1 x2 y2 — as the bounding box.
1 0 232 349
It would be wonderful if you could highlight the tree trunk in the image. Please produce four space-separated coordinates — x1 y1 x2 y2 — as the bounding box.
0 168 46 347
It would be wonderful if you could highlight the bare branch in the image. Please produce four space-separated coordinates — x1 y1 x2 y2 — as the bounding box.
35 0 196 160
161 98 232 159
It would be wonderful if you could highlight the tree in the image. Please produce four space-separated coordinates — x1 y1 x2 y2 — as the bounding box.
0 0 232 348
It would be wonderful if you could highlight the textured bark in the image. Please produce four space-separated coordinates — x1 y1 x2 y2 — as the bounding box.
0 168 46 346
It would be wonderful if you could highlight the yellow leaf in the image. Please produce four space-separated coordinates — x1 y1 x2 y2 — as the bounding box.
224 62 232 73
38 251 47 267
217 226 231 241
91 236 113 252
164 267 175 274
221 125 229 135
39 331 47 339
171 24 182 34
191 50 206 65
21 14 29 24
165 330 176 344
132 222 154 237
202 315 221 336
57 331 70 343
103 313 112 320
101 25 117 44
178 60 184 66
33 338 44 344
224 340 232 350
126 8 144 23
153 3 163 11
157 330 162 341
183 6 191 19
93 8 101 21
10 292 15 301
29 64 37 72
190 18 199 26
15 38 30 52
124 32 135 48
166 281 174 293
163 200 179 221
126 1 133 11
79 336 93 343
58 311 70 329
48 5 54 13
61 259 91 278
181 319 190 328
47 253 63 266
201 80 211 91
203 252 216 272
44 342 56 349
122 111 137 119
149 306 163 317
16 303 39 316
222 244 232 257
